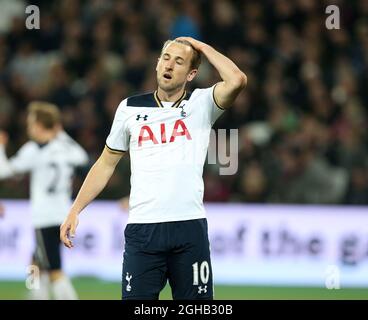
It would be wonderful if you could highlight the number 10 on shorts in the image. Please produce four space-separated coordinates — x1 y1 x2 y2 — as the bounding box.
192 261 210 285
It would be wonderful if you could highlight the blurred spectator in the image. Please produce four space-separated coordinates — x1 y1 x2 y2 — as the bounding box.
268 134 348 204
344 163 368 204
0 0 26 33
170 1 201 39
233 161 269 203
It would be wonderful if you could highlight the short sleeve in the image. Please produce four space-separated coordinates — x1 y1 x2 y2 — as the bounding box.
9 142 38 174
197 84 225 126
106 99 130 152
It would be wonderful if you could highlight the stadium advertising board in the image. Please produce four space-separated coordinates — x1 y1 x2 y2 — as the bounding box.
0 201 367 287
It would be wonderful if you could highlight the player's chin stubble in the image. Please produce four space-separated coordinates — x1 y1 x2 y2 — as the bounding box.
157 76 185 93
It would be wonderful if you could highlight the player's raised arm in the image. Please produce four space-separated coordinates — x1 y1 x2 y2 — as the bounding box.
0 131 36 179
0 131 13 179
176 37 247 109
60 146 124 248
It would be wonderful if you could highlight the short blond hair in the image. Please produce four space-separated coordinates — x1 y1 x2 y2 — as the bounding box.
28 101 61 129
161 39 202 70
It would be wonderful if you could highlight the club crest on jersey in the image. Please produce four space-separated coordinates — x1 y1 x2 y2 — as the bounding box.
138 119 192 147
179 105 186 118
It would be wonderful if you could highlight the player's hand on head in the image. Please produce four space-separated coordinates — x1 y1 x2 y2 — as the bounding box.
175 37 204 51
60 212 79 248
0 131 9 146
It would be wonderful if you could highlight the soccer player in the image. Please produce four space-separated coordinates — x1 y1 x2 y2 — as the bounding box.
60 37 247 299
0 102 89 300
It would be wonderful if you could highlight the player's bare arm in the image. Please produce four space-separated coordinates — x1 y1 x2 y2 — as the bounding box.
176 37 247 109
0 131 14 180
60 146 125 248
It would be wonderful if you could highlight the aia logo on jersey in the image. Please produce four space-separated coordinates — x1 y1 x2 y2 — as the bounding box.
138 119 192 147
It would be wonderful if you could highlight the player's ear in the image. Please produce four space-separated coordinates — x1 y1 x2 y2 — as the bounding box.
187 69 197 82
156 57 160 72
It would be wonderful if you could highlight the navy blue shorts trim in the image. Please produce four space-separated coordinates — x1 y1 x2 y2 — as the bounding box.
122 218 213 300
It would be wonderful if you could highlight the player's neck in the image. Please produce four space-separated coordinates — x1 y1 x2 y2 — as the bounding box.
36 131 58 144
156 87 185 102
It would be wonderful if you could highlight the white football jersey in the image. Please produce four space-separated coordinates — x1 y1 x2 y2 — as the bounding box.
0 131 88 228
106 85 224 224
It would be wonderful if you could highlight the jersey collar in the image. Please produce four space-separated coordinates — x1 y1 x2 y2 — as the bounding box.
154 90 187 109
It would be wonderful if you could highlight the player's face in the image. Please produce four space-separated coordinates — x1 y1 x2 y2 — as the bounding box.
27 114 45 142
156 42 197 93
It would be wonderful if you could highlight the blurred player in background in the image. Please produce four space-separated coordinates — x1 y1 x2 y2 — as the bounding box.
60 37 246 300
0 202 4 217
0 102 89 300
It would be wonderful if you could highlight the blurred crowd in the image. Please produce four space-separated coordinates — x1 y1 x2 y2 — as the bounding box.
0 0 367 204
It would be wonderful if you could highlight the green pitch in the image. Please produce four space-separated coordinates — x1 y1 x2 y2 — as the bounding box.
0 278 367 300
